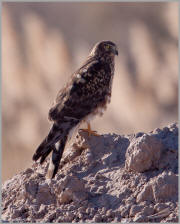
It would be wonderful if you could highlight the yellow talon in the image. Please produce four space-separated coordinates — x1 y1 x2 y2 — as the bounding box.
80 122 100 137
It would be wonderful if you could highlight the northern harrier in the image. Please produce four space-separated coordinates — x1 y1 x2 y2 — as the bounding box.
32 40 118 178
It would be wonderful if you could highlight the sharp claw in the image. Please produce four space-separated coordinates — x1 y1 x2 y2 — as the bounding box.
79 122 100 137
80 129 100 137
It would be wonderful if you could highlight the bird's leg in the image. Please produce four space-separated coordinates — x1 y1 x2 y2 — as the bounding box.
80 122 100 137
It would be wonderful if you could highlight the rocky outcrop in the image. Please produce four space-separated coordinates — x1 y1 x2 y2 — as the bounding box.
2 123 178 223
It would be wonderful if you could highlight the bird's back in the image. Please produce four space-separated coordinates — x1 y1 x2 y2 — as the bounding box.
48 56 114 123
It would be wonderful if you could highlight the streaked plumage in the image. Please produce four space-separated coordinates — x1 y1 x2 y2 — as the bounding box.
32 40 118 178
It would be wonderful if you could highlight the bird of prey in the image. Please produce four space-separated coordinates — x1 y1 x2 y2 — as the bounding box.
32 40 118 178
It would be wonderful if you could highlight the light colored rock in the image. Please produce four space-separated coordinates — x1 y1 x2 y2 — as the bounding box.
106 209 114 217
2 123 178 223
36 183 56 205
154 203 169 212
129 205 144 217
142 206 154 216
136 183 154 203
24 181 38 198
137 171 178 203
56 174 87 204
120 205 131 217
152 171 178 202
58 188 73 204
93 214 102 222
133 213 148 222
125 134 164 172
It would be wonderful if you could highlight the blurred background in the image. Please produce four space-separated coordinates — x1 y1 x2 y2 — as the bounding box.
2 2 178 182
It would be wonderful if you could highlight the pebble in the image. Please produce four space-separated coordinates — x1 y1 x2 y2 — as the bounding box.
93 214 102 222
154 203 169 212
133 213 147 222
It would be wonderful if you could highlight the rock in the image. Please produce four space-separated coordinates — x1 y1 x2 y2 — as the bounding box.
106 209 115 217
34 204 47 219
137 171 178 203
154 203 169 212
129 205 144 217
58 188 73 204
136 183 154 203
125 134 164 172
142 206 154 216
121 218 131 223
65 211 74 222
62 145 82 164
120 205 131 217
152 171 178 202
24 181 38 198
93 214 102 222
84 150 94 164
56 174 87 204
2 123 178 223
36 183 56 205
133 213 148 222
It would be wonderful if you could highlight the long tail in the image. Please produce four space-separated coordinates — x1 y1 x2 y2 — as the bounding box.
32 123 64 163
47 136 68 179
32 118 79 178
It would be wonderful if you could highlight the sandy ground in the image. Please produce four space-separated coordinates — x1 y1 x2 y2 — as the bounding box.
2 122 178 223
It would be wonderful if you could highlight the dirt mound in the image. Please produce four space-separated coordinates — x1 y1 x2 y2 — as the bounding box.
2 123 178 223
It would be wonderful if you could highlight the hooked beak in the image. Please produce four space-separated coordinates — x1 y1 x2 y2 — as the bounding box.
112 46 118 56
115 49 118 56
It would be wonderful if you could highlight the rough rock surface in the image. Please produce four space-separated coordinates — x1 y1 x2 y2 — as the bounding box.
2 123 178 223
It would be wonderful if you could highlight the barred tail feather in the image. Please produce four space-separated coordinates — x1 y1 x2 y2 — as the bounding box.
32 138 50 162
33 118 79 178
32 123 64 162
39 146 53 164
47 136 68 179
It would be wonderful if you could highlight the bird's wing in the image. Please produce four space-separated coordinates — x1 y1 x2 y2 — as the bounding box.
48 58 111 122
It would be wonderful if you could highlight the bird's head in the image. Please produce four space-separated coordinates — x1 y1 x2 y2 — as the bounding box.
90 41 118 58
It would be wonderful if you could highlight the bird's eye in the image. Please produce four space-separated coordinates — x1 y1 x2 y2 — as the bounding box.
105 45 110 50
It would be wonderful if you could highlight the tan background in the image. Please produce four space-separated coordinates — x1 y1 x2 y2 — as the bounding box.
2 2 178 182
